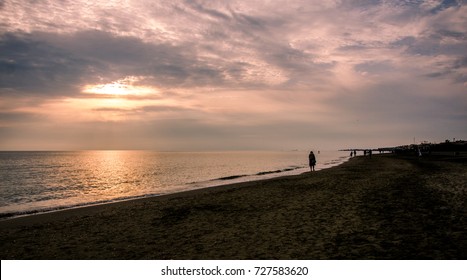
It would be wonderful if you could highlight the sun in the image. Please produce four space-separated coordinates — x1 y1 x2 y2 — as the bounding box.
82 76 155 96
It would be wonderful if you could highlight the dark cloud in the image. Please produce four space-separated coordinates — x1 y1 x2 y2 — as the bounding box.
336 44 370 52
430 0 460 14
0 30 220 96
391 36 417 48
342 0 383 9
0 33 91 96
38 30 206 87
184 0 231 21
345 0 461 15
424 30 467 57
426 71 447 78
436 29 466 40
453 56 467 68
424 55 467 84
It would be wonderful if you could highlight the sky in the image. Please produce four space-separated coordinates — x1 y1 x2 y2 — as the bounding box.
0 0 466 151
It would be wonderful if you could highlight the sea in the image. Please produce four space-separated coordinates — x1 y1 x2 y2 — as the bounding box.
0 150 349 218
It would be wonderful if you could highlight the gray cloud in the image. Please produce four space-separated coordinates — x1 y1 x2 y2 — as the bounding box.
354 61 394 74
36 30 222 88
0 111 45 123
0 31 209 96
429 0 461 14
0 32 91 96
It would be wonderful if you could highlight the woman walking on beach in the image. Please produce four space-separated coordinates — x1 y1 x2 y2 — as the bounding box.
309 151 316 171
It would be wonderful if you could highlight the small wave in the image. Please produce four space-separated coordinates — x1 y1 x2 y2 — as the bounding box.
188 165 303 185
0 193 163 220
216 174 248 181
210 166 304 182
256 166 304 175
256 169 282 175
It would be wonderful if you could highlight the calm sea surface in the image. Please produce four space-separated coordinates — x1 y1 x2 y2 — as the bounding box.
0 150 349 218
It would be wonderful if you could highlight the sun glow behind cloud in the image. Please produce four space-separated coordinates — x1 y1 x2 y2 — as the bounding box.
82 76 157 96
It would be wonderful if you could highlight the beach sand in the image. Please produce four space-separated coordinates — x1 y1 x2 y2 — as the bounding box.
0 154 465 259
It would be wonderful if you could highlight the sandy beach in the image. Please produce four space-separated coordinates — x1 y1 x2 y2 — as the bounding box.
0 154 465 259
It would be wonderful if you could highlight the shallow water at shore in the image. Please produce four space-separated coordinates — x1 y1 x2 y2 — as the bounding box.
0 150 348 217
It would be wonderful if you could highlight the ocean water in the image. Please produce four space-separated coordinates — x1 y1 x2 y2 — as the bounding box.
0 150 349 218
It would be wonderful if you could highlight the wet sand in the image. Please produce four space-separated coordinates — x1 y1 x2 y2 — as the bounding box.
0 154 465 259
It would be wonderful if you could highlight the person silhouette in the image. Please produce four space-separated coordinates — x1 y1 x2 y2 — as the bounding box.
308 151 316 171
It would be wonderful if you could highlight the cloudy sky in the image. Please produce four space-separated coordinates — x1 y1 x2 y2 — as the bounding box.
1 0 466 151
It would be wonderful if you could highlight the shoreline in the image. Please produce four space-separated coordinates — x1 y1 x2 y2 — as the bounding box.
0 154 349 221
0 163 325 227
1 154 465 259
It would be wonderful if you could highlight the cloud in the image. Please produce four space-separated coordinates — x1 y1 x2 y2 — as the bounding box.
1 0 466 150
0 32 91 96
0 111 46 124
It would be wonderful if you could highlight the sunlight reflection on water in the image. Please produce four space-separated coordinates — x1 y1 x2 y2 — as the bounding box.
0 150 348 216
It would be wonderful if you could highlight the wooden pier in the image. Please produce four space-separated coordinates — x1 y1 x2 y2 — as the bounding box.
340 140 467 157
